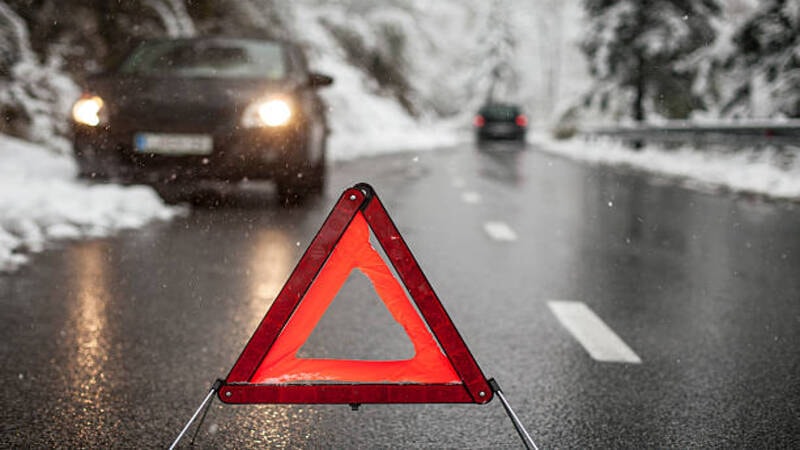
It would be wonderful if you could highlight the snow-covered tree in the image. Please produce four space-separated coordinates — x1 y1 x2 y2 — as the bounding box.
191 0 293 40
0 1 78 152
314 1 418 115
474 0 519 104
580 0 720 121
143 0 196 37
532 0 567 115
722 0 800 118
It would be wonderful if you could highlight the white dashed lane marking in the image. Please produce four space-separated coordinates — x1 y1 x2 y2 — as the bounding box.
483 221 518 242
548 300 642 364
461 191 482 204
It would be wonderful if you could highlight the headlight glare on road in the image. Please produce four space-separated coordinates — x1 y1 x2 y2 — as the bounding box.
72 96 104 127
243 98 293 128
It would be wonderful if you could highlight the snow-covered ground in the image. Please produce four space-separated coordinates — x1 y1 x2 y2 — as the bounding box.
0 134 182 271
531 132 800 200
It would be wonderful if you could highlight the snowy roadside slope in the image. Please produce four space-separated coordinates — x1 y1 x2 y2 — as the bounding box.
293 6 465 160
0 134 181 272
531 132 800 201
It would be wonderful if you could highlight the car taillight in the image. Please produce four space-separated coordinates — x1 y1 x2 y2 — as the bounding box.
515 114 528 127
473 115 485 127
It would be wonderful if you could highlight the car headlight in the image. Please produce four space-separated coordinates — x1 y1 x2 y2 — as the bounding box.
72 95 105 127
242 98 293 128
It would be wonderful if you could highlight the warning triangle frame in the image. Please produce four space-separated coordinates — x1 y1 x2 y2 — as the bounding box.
219 183 493 405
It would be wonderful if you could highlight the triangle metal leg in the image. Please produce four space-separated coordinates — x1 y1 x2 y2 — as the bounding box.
169 379 223 450
489 378 539 450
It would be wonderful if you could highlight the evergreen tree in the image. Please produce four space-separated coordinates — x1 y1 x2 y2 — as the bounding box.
479 0 519 104
581 0 719 121
724 0 800 118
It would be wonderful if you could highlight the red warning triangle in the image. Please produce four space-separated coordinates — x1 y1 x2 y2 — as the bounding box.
219 183 493 405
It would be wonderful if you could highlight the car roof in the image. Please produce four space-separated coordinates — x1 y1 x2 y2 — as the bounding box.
119 36 311 76
141 36 293 48
480 103 521 111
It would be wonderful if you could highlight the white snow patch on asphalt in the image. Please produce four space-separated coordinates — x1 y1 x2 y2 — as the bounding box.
0 133 183 272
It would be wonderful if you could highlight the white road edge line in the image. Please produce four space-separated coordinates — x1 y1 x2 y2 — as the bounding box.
548 300 642 364
483 221 517 241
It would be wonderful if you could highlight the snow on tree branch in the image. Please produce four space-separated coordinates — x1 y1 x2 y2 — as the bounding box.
0 0 35 66
0 0 78 153
144 0 197 37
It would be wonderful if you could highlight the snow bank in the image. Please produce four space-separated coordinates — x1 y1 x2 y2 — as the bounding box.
293 6 465 160
0 134 182 272
531 132 800 201
318 44 465 160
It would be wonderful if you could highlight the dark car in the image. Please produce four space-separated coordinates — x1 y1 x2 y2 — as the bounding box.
71 37 333 203
473 103 528 142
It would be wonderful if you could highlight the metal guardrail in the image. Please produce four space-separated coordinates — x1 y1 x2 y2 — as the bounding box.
584 120 800 147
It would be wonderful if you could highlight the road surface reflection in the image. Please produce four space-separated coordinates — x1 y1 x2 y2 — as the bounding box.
64 241 116 439
247 228 295 330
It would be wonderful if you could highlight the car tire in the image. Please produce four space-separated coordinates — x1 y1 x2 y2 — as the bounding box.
276 121 327 205
275 170 301 205
277 161 325 205
276 163 314 206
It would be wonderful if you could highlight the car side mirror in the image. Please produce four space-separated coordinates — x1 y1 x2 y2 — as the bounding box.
307 72 334 88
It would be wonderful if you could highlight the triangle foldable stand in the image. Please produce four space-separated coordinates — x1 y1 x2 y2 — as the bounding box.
218 183 493 405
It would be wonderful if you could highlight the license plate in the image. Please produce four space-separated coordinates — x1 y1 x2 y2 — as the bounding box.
134 133 213 155
487 124 515 134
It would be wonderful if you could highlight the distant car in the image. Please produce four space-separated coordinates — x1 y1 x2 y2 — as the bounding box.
473 103 528 142
71 37 333 203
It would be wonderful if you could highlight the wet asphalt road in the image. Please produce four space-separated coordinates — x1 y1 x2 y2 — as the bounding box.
2 141 800 448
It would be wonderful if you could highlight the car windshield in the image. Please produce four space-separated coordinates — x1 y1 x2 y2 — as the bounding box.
118 39 287 79
480 105 520 121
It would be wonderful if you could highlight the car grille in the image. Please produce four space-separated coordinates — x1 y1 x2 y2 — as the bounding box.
111 101 238 132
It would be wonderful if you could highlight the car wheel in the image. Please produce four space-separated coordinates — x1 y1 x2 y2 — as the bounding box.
276 175 307 206
277 161 325 205
275 162 316 206
276 127 326 204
